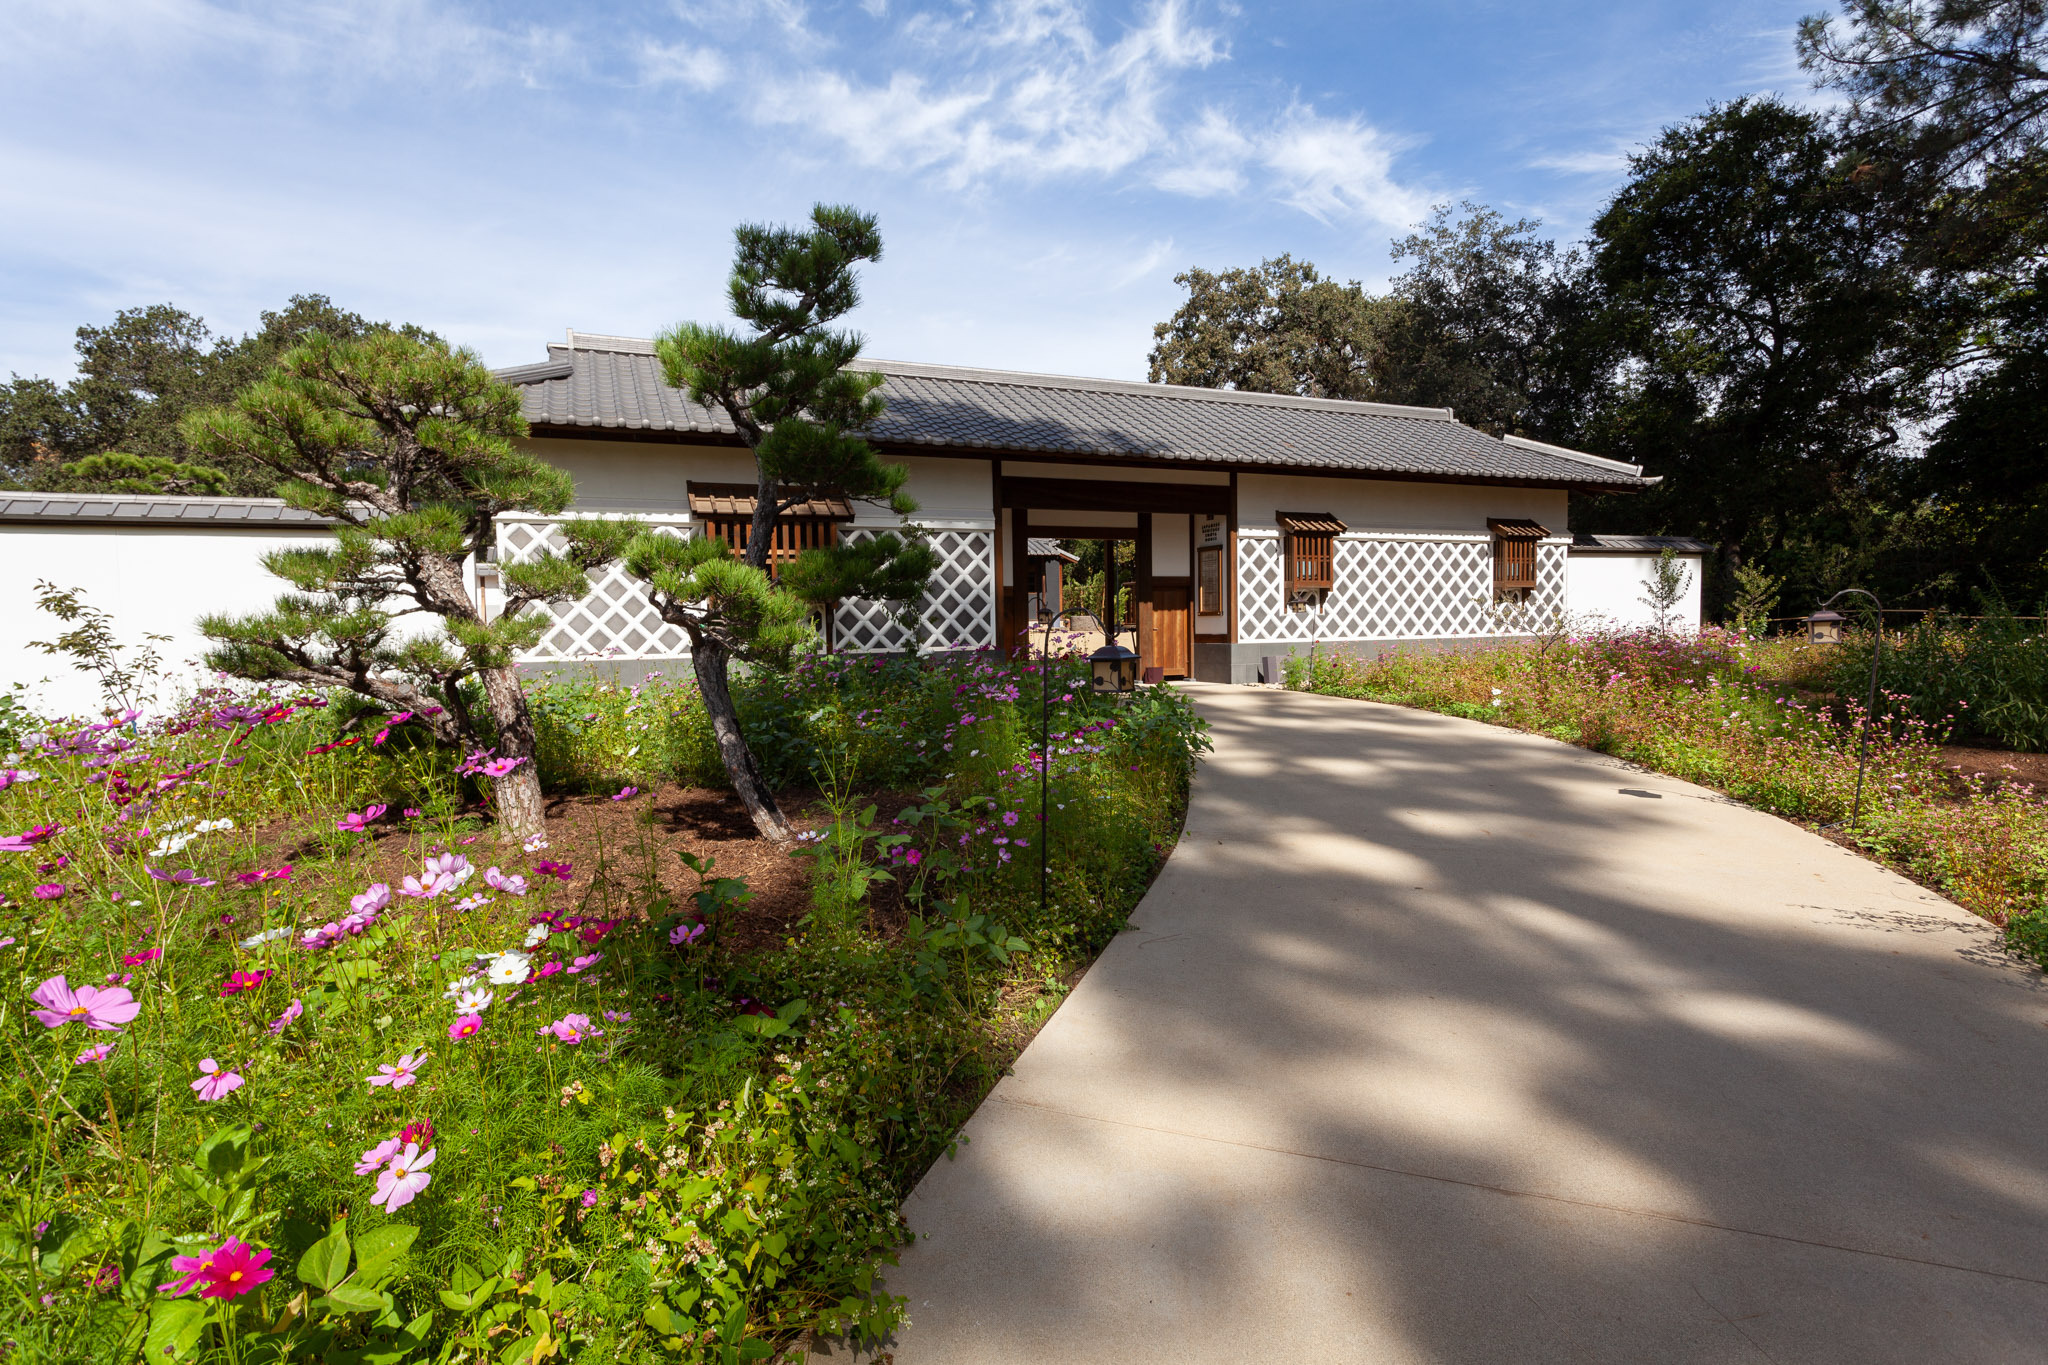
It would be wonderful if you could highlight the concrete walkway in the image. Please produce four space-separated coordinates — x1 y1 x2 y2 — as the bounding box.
878 685 2048 1363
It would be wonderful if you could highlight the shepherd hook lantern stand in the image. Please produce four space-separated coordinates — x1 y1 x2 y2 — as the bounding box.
1808 588 1884 830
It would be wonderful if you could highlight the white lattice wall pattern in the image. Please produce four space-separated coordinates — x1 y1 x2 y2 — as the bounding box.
498 516 695 663
1235 533 1567 645
833 527 996 653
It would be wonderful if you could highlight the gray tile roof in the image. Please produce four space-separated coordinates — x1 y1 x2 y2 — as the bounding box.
502 332 1655 491
0 493 337 526
1026 537 1080 561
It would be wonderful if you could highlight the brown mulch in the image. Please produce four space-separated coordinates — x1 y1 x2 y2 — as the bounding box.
1939 745 2048 799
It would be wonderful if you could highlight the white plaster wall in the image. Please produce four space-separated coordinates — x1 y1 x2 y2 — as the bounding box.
1237 473 1568 534
1566 553 1707 631
0 524 340 720
1152 512 1190 576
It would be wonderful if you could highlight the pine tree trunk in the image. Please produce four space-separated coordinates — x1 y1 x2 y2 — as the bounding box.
478 661 547 844
692 637 793 844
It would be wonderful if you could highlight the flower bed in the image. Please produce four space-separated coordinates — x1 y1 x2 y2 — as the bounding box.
0 653 1206 1362
1289 629 2048 957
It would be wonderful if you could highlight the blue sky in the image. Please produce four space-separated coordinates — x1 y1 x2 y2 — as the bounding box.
2 0 1827 385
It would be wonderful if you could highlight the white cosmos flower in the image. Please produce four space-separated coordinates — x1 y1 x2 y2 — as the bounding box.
487 952 532 986
194 817 236 833
443 974 483 1001
523 924 550 949
454 987 495 1013
238 926 293 950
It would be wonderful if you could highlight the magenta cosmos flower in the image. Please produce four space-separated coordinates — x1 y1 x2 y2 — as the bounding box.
367 1052 428 1089
32 883 65 900
480 757 525 778
610 785 638 801
370 1143 436 1212
568 953 602 975
191 1059 243 1101
148 868 217 887
29 976 141 1031
159 1237 275 1299
0 823 64 852
448 1014 482 1041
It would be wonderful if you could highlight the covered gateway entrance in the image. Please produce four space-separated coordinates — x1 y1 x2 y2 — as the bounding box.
995 472 1232 680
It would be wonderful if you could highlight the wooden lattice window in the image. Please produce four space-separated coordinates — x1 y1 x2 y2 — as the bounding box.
1488 519 1547 599
1197 546 1223 615
1279 512 1345 604
689 483 852 579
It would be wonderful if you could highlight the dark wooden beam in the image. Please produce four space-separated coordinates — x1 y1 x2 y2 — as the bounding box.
999 477 1230 515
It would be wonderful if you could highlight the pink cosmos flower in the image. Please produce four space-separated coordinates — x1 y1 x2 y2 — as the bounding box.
121 948 162 967
371 1143 436 1212
148 868 216 887
541 1013 602 1045
536 961 563 980
611 786 638 801
400 870 456 899
448 1014 482 1041
32 883 65 900
669 923 705 947
334 803 388 833
367 1052 427 1089
354 1136 403 1175
404 807 422 818
0 823 64 852
0 768 39 790
104 972 132 986
30 976 141 1031
480 757 526 778
424 851 471 880
484 867 527 897
579 1189 599 1209
191 1059 243 1101
603 1009 632 1024
568 953 602 975
266 999 303 1035
76 1042 116 1064
454 893 494 912
158 1249 217 1297
351 884 392 916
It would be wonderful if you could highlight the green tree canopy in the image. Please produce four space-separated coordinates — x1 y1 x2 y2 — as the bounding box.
184 331 630 841
622 204 934 843
1146 254 1400 399
1 295 435 495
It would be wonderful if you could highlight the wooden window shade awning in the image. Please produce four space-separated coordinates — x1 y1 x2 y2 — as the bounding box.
686 483 854 520
1488 519 1547 594
1279 512 1343 596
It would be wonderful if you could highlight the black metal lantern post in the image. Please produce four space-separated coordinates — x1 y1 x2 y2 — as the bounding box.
1808 588 1885 829
1037 547 1139 919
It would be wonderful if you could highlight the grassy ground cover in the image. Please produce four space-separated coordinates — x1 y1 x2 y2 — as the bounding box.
1288 628 2048 960
1 652 1206 1363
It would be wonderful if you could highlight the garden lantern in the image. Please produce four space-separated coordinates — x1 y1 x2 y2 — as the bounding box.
1805 608 1847 645
1089 640 1139 695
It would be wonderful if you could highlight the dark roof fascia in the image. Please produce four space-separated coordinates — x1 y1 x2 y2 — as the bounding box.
524 424 1644 494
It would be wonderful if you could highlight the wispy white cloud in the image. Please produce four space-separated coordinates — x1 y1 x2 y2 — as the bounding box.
1260 105 1434 229
637 37 729 89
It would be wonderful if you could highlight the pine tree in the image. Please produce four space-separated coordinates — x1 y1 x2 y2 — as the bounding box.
621 204 934 842
183 331 633 841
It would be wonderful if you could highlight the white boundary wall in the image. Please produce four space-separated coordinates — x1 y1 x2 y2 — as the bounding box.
1565 551 1707 631
0 522 337 720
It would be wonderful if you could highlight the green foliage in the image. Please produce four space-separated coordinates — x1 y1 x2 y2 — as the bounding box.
1146 253 1402 400
1832 610 2048 751
1 295 435 494
181 332 624 801
1638 547 1695 632
1729 562 1785 635
0 654 1205 1362
55 450 230 495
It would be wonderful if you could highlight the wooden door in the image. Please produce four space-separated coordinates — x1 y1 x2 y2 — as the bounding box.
1149 586 1191 678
